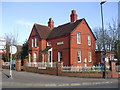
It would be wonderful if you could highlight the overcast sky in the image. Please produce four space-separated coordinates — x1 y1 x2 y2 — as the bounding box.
0 1 118 45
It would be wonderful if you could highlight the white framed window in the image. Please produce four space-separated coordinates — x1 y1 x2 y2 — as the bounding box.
57 42 64 45
47 41 51 46
77 32 81 44
29 53 32 62
88 52 92 62
84 58 87 63
84 64 87 67
77 51 82 63
32 39 34 47
35 37 38 47
33 53 37 62
58 51 63 62
88 35 91 46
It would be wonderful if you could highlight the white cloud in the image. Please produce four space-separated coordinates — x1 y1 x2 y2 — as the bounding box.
16 19 34 28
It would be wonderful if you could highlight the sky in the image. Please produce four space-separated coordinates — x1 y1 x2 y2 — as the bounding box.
0 1 118 45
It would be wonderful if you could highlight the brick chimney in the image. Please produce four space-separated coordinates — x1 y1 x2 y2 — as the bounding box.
70 10 78 22
48 18 54 29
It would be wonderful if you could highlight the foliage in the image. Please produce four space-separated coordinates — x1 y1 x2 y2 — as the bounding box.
21 40 28 60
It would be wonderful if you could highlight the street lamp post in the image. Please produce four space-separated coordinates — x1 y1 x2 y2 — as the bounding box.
100 0 106 79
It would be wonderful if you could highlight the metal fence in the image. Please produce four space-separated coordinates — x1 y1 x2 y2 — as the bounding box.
26 62 112 72
62 66 110 73
26 62 56 68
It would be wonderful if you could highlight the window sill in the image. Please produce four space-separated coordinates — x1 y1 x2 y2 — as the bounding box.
77 43 81 45
88 61 92 63
88 45 91 46
78 61 81 63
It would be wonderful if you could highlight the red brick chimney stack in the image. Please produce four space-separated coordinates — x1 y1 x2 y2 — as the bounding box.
48 18 54 29
70 10 78 22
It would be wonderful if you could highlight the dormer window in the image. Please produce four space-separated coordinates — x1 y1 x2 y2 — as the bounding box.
47 41 51 46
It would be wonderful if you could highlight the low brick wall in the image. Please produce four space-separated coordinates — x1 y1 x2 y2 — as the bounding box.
60 71 115 78
24 66 119 78
24 66 57 75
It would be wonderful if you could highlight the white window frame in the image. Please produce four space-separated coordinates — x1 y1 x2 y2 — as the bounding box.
84 58 87 63
88 35 91 46
33 53 37 62
47 41 51 46
35 37 38 47
77 51 82 63
29 53 32 62
35 38 37 47
32 39 34 47
84 64 87 67
48 48 53 67
57 42 64 45
77 32 81 44
88 52 92 62
58 51 62 62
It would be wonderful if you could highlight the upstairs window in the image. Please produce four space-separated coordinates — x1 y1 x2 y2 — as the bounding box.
57 42 64 45
88 52 92 62
77 51 82 63
47 42 51 46
35 37 38 47
32 39 34 47
88 35 91 46
77 32 81 44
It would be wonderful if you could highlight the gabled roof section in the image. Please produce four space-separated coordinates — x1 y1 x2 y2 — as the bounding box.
34 24 51 39
83 18 97 40
47 19 83 39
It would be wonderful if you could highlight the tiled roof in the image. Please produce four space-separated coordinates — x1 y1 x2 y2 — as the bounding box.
47 19 83 39
33 18 96 40
34 24 51 39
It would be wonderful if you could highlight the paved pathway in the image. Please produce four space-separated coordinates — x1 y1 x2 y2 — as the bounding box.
1 69 119 88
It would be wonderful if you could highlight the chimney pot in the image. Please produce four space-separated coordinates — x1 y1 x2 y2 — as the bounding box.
48 18 54 29
70 10 78 22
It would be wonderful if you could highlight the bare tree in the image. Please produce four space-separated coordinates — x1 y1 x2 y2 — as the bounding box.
2 32 19 62
94 18 120 64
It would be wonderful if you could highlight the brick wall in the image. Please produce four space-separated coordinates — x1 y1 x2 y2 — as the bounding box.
70 20 96 67
24 66 119 78
16 60 21 71
23 60 119 78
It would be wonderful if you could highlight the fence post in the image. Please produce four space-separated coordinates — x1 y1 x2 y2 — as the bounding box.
111 61 116 73
23 59 28 70
0 60 4 68
56 62 63 75
16 60 21 71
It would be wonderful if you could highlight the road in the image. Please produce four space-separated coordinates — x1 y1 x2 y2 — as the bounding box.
1 69 119 88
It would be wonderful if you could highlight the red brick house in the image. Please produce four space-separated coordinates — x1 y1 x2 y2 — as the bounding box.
28 10 96 67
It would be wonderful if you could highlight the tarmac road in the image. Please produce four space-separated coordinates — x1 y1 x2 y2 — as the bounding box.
1 69 119 88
